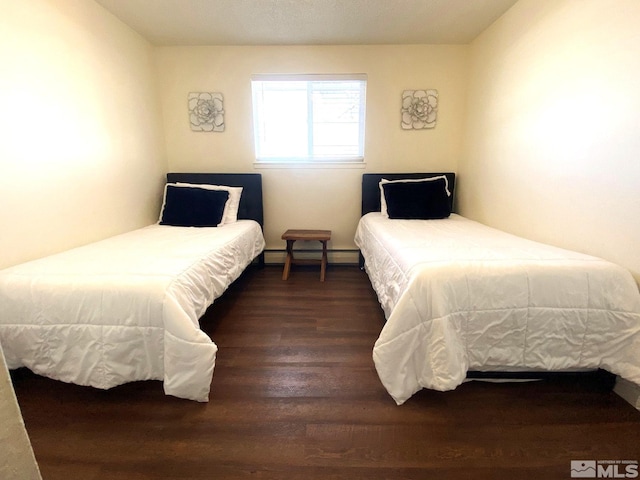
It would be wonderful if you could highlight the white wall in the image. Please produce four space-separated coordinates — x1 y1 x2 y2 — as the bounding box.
459 0 640 281
155 45 467 261
0 0 167 270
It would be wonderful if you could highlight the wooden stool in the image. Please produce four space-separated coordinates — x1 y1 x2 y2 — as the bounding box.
281 229 331 281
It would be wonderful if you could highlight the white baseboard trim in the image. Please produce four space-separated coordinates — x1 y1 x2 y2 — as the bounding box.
614 377 640 410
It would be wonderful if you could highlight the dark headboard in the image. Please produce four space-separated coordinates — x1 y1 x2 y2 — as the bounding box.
362 172 456 216
166 173 264 228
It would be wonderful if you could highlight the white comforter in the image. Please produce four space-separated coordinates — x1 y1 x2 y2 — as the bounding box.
0 221 265 402
355 213 640 405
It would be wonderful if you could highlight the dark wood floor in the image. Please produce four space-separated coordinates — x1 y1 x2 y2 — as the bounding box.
12 265 640 480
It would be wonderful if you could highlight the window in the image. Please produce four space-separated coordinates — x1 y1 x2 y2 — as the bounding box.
251 74 366 164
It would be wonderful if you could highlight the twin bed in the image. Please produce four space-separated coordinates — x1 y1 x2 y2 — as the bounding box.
356 173 640 405
0 173 265 402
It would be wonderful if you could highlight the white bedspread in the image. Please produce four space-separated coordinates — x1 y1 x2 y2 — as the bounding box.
0 221 265 402
355 213 640 405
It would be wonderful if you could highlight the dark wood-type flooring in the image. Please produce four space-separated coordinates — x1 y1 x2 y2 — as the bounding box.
12 265 640 480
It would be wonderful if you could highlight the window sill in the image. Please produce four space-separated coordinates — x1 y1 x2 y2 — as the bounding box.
253 161 366 169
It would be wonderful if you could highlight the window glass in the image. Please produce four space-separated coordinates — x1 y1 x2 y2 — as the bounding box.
251 74 367 163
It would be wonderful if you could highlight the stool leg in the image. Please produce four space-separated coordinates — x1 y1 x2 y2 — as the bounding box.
320 240 327 282
283 239 294 280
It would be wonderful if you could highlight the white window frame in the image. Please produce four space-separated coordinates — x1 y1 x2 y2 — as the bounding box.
251 74 367 166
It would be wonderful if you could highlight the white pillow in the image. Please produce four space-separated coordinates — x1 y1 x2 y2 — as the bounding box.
175 182 243 225
379 176 450 218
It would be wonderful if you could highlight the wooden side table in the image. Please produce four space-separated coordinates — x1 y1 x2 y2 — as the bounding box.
281 229 332 282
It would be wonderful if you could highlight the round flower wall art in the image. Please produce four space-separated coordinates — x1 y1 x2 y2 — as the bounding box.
188 92 225 132
401 89 438 130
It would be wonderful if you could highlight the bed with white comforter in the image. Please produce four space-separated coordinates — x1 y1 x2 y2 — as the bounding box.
0 221 264 402
1 170 267 402
355 212 640 405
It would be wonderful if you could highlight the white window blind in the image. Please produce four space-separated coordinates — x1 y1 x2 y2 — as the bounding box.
251 74 367 163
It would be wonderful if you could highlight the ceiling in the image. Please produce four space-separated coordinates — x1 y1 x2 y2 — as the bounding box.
94 0 518 46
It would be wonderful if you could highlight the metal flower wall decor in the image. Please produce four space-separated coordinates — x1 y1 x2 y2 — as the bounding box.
188 92 225 132
401 89 438 130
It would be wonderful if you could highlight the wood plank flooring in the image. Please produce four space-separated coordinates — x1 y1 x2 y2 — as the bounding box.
11 265 640 480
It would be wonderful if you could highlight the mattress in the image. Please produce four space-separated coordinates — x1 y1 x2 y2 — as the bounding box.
0 220 265 402
355 213 640 405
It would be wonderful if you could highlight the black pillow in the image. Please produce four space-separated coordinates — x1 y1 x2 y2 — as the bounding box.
382 178 451 219
160 185 229 227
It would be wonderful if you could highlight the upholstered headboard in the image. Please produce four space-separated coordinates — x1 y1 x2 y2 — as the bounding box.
166 173 264 228
361 172 456 216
